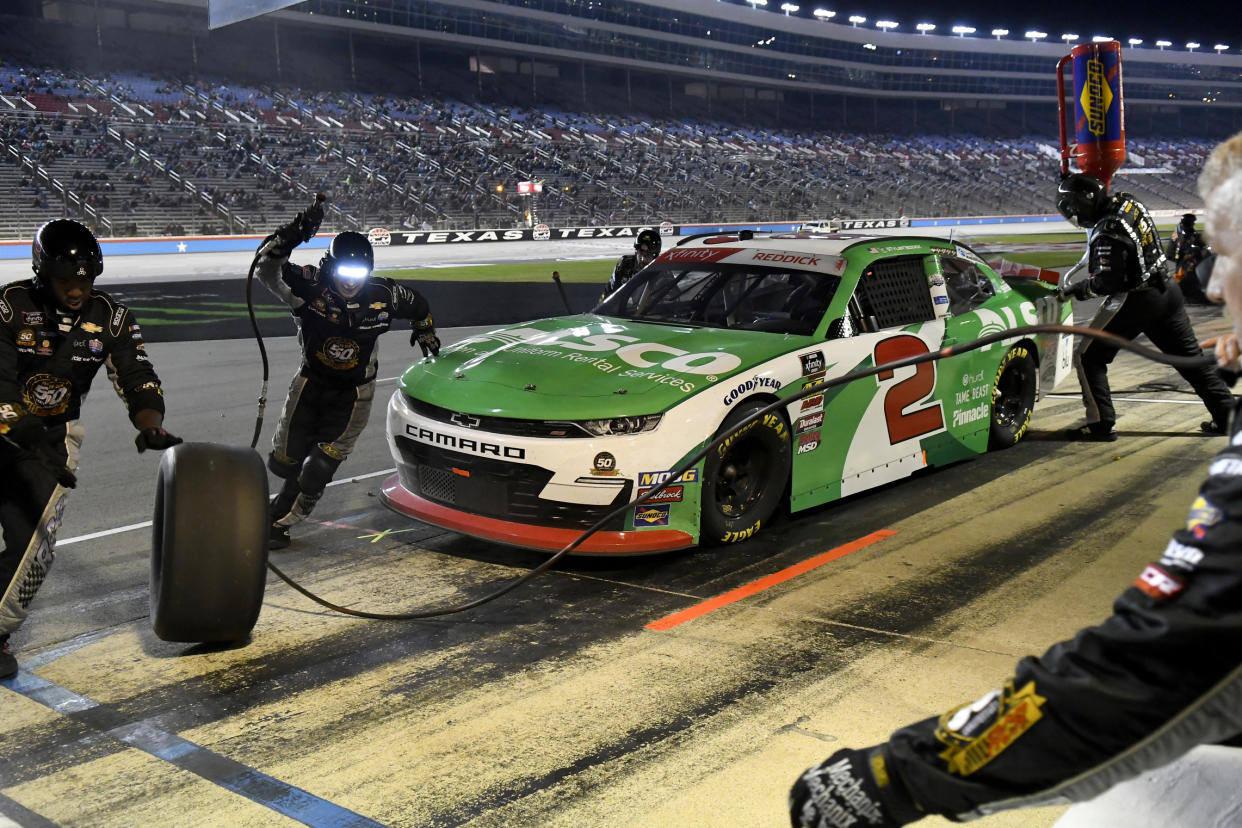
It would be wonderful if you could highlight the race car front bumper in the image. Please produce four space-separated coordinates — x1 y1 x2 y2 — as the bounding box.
379 475 695 555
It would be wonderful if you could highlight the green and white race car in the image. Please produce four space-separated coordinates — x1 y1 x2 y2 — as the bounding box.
382 231 1072 554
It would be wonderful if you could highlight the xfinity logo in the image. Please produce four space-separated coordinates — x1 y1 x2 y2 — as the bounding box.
406 425 525 459
450 411 481 428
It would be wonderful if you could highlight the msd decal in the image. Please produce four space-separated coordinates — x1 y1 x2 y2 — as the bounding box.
797 431 820 454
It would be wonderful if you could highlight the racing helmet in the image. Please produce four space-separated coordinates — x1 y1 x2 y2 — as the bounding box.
1179 213 1198 235
320 231 374 297
31 219 103 289
635 228 662 261
1056 173 1108 228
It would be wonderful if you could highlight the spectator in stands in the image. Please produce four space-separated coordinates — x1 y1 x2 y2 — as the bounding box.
789 130 1242 828
255 200 439 549
1054 173 1234 441
1 219 181 680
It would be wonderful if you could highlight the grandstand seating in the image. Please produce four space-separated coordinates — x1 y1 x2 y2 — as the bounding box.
0 62 1216 240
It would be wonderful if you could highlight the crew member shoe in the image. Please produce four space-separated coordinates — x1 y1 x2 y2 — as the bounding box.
1201 420 1227 436
0 635 17 680
269 524 291 551
1065 424 1118 442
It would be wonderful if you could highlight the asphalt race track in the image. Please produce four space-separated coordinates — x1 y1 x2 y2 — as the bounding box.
1 241 1236 826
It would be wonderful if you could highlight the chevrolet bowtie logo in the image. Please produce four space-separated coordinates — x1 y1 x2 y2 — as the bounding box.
450 412 481 428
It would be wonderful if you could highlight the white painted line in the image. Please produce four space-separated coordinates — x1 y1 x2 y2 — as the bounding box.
1045 394 1205 405
56 467 397 546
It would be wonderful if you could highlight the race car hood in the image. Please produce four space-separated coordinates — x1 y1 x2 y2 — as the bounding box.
398 314 806 419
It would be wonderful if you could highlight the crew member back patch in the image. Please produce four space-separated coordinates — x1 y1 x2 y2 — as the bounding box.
1134 563 1184 600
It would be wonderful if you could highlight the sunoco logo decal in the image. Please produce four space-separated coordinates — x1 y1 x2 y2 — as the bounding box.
1081 57 1113 136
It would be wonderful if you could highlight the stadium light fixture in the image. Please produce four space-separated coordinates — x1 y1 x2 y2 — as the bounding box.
1214 43 1230 54
916 22 936 34
780 2 799 13
1155 39 1172 49
1128 38 1143 47
862 42 877 50
848 14 866 26
1025 30 1047 42
876 20 898 31
1061 33 1079 43
1186 41 1200 51
1092 35 1114 43
991 28 1009 39
813 8 836 19
745 0 767 6
951 25 975 37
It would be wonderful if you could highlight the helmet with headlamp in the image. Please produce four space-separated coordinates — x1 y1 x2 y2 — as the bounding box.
319 231 374 298
32 219 103 289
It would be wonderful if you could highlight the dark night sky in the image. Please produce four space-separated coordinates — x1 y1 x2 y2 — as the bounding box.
787 1 1238 52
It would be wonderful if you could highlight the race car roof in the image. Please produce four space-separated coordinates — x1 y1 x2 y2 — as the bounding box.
654 231 975 275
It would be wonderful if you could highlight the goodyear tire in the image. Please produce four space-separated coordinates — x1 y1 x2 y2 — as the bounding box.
151 443 269 643
701 400 791 544
989 344 1037 449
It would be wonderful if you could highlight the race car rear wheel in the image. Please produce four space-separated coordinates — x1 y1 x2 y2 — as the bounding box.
701 400 791 544
989 344 1037 449
150 443 269 643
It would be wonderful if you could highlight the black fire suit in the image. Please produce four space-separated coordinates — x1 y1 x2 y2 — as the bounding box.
257 255 432 529
1165 225 1212 305
1070 193 1234 431
0 279 164 636
874 392 1242 820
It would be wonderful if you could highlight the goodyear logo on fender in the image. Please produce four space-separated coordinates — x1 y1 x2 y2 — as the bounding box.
1080 57 1114 137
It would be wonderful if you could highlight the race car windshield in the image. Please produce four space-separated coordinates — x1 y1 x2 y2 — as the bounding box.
597 264 841 335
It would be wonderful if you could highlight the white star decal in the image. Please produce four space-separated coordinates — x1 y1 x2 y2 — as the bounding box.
177 242 187 252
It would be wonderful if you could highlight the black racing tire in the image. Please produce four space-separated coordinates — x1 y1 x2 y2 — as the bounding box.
701 400 791 545
151 443 269 643
989 344 1038 450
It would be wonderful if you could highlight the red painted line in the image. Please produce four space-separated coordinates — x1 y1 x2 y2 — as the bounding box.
644 529 898 631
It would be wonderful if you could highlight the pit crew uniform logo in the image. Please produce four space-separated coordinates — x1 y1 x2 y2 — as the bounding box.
317 337 361 371
23 374 72 416
936 680 1046 776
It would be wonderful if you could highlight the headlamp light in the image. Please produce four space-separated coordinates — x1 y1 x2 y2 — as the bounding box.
578 414 662 436
335 263 371 281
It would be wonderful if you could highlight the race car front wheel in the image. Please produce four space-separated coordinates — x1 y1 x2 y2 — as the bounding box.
702 400 791 544
989 344 1037 449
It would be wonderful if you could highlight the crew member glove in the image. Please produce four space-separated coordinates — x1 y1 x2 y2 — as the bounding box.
1057 279 1094 302
790 746 923 828
269 202 327 256
135 427 184 454
413 315 440 357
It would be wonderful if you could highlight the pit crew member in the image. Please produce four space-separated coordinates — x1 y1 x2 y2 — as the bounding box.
257 205 439 549
1055 173 1234 441
602 227 661 298
1 219 181 680
788 131 1242 827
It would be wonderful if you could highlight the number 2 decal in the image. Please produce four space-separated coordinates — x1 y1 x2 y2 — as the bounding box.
874 335 945 445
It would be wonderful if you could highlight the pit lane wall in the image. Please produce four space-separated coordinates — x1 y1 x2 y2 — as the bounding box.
0 210 1199 258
